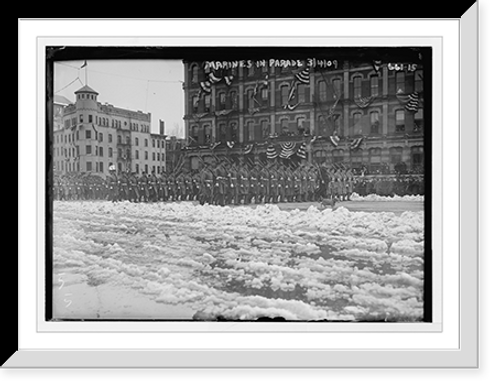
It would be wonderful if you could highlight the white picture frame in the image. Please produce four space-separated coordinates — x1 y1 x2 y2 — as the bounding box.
11 11 478 368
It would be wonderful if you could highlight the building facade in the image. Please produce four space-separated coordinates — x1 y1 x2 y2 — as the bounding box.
183 59 426 174
53 85 167 177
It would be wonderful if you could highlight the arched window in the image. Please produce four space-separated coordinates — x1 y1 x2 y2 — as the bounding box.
353 112 363 135
191 64 199 84
353 76 362 98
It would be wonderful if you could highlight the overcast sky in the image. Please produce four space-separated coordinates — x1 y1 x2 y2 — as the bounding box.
54 59 185 138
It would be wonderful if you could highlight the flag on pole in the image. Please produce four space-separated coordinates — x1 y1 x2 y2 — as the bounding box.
350 137 363 150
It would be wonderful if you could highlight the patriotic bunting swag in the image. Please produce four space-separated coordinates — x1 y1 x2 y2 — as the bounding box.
296 142 307 159
266 144 278 159
243 144 254 155
279 142 296 159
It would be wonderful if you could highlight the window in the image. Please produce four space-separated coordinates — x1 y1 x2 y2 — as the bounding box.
86 162 92 172
247 121 255 142
88 115 93 123
298 84 306 103
108 134 112 143
126 136 130 145
162 153 165 161
390 147 403 165
370 75 379 96
204 94 211 112
144 139 148 147
135 150 139 159
136 164 139 173
318 81 327 101
247 89 254 110
414 108 424 132
135 137 139 146
353 112 362 135
145 164 148 174
118 135 122 144
260 120 269 140
280 84 289 106
79 114 83 123
414 70 423 92
86 145 92 155
99 133 103 142
396 71 405 93
219 91 226 110
395 109 405 132
203 124 211 145
99 162 104 172
280 117 289 134
218 123 227 142
191 64 199 83
99 147 103 157
370 111 380 134
108 147 113 158
333 78 342 97
152 152 156 161
353 76 362 98
145 151 148 160
230 91 238 109
333 115 341 135
192 95 199 112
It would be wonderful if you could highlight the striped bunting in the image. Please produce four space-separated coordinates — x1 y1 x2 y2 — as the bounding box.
266 144 278 159
295 66 310 84
405 92 420 111
243 144 254 154
279 142 296 159
296 142 307 159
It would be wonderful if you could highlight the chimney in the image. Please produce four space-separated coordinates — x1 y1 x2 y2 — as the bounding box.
159 119 165 135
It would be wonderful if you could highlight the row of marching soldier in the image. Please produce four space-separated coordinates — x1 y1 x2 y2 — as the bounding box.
53 159 423 204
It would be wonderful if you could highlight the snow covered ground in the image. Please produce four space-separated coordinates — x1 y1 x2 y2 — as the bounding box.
52 200 425 322
350 193 424 202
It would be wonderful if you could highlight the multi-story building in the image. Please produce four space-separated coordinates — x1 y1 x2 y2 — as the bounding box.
53 85 167 177
182 58 426 174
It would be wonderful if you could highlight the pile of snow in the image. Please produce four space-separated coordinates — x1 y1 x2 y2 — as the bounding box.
52 201 425 322
350 193 424 202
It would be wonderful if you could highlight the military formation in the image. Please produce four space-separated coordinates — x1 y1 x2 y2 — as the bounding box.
53 160 424 204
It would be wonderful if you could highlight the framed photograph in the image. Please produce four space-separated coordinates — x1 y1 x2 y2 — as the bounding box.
11 11 478 368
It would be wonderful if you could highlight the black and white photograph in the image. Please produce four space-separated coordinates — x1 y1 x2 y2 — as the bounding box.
48 46 431 323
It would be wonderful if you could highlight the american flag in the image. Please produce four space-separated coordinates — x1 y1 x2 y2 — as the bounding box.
405 92 420 111
329 135 340 147
350 137 363 150
295 66 310 84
